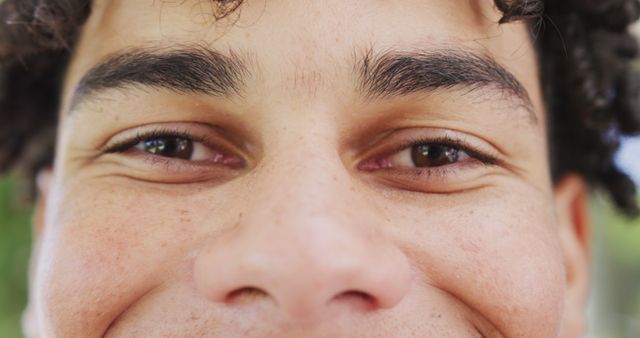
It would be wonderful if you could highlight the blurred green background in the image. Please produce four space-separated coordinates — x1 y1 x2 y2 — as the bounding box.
0 175 32 338
0 176 639 337
589 194 640 338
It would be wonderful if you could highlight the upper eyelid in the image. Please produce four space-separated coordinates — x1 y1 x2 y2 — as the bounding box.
377 137 500 166
102 128 210 154
352 127 501 162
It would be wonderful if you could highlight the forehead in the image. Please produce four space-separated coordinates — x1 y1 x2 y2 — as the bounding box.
64 0 543 118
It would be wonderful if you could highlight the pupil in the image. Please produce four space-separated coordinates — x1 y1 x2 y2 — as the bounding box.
143 137 193 159
411 144 459 167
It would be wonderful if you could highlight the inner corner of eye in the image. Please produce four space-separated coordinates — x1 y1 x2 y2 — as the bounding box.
357 156 388 171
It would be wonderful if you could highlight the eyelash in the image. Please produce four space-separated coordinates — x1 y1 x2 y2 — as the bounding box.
103 128 208 154
379 135 499 167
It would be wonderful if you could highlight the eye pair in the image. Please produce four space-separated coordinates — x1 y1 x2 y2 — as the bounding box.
102 124 501 191
116 132 479 169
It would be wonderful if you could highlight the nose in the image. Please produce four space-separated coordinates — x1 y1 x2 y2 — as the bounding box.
193 159 412 322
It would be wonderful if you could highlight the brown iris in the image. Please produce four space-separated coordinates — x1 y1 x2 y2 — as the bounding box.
410 144 459 167
142 137 193 159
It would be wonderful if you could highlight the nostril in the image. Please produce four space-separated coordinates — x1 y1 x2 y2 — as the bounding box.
332 290 378 311
225 286 270 304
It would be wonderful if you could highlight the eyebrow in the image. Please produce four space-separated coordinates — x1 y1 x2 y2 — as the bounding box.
357 48 536 122
70 46 249 111
71 45 535 123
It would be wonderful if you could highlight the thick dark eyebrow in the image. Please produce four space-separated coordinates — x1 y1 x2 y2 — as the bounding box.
70 46 249 111
357 48 536 122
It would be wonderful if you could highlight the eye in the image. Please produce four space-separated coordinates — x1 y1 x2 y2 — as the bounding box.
357 131 501 193
379 141 476 170
408 143 469 167
358 134 499 173
134 136 220 162
104 128 244 167
137 136 193 159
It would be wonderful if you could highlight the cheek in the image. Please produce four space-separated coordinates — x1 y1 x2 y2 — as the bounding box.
386 185 565 337
33 179 222 336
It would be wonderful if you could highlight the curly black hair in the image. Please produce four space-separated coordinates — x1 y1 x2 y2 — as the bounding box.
0 0 639 216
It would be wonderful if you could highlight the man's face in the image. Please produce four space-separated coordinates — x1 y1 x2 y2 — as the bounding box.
26 1 590 337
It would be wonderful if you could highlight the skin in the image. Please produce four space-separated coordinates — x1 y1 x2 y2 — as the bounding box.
23 0 591 337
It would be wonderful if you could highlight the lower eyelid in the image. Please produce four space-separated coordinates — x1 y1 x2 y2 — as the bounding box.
113 151 224 173
373 160 494 191
99 155 240 184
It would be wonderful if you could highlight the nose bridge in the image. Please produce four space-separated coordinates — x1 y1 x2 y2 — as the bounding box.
242 137 382 299
193 134 412 320
269 147 347 220
254 124 354 221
